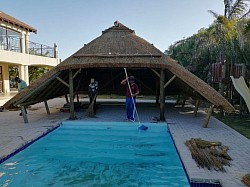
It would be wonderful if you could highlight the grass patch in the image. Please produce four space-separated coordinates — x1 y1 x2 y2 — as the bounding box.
214 113 250 140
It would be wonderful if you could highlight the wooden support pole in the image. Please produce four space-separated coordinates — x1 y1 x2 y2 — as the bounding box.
176 95 181 105
73 69 83 101
21 106 28 123
160 69 165 121
44 100 50 115
203 105 214 128
76 92 79 103
239 97 244 117
65 94 69 103
69 69 75 119
182 97 186 108
193 100 200 117
155 77 159 105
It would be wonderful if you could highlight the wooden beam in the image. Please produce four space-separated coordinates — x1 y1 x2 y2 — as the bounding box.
164 75 176 88
193 100 200 117
65 94 69 103
31 72 67 101
73 69 84 100
73 69 81 79
76 92 79 103
69 69 75 119
56 76 69 88
182 97 186 108
176 95 181 105
203 105 214 128
160 69 165 121
155 77 160 105
150 68 160 78
21 106 28 123
44 100 50 115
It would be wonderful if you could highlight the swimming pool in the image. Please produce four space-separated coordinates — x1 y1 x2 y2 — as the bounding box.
0 122 190 187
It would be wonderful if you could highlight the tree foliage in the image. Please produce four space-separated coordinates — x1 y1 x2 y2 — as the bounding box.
168 0 250 83
9 66 49 85
28 66 49 83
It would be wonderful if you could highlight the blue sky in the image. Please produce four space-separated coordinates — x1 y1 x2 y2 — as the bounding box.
1 0 224 60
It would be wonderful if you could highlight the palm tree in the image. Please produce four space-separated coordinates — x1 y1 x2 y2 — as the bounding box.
208 0 250 69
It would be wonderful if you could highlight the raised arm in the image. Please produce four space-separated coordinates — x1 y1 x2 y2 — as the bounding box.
121 77 128 85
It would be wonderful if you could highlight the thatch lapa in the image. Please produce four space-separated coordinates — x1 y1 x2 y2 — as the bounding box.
4 21 235 123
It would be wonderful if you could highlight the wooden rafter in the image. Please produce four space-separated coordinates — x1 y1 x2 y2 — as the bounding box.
164 75 176 88
56 76 69 87
150 68 160 78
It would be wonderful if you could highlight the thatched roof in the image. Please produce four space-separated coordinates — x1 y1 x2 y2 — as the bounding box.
0 11 37 33
4 21 234 112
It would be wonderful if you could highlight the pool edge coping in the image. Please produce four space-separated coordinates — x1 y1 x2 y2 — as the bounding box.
0 124 60 165
168 124 222 187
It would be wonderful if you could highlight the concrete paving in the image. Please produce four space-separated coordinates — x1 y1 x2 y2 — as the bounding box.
0 96 249 187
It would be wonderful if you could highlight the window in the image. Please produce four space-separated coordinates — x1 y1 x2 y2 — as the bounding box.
0 26 21 52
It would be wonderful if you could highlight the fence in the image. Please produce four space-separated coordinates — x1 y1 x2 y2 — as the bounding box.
28 41 54 58
0 36 56 58
212 63 246 83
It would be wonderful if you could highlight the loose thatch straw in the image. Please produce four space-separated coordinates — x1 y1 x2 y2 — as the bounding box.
242 174 250 187
185 138 232 172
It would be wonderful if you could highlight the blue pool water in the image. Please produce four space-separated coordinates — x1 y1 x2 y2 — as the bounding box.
0 122 190 187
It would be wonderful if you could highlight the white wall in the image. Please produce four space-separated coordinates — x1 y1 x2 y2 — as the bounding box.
0 50 59 66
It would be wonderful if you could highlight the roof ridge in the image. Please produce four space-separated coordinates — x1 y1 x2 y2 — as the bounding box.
102 20 135 34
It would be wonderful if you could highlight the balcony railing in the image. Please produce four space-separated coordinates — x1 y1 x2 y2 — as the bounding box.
28 41 54 58
0 36 56 58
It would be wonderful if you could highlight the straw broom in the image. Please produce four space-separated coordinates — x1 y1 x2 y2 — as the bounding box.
85 94 97 117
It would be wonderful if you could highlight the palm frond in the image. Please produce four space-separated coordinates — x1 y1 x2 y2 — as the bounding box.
208 10 219 18
224 0 234 17
240 8 250 19
229 0 250 19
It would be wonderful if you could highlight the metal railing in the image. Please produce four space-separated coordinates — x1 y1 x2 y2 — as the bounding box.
0 36 56 58
28 41 55 58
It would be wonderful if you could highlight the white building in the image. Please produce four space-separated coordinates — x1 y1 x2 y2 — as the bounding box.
0 11 59 93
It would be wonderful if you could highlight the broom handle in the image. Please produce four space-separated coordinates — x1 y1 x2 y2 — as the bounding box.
124 68 141 125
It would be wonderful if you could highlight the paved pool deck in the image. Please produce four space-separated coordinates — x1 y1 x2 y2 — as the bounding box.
0 97 249 187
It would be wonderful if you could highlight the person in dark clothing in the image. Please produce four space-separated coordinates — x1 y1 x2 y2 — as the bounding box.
88 78 98 114
121 76 139 121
